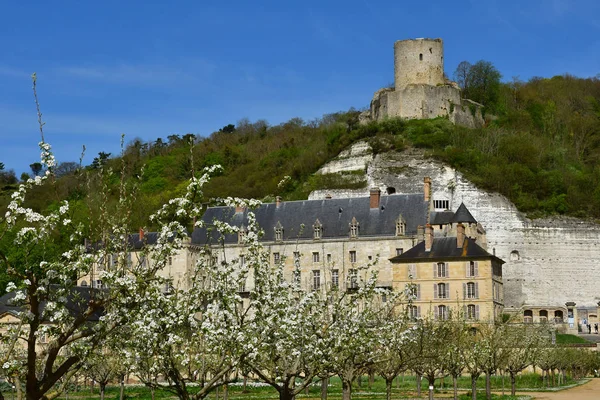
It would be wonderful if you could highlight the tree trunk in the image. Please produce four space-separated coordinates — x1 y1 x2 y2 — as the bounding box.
510 372 516 396
416 373 422 396
320 378 328 400
151 387 155 400
368 372 374 389
224 384 229 400
485 373 491 400
279 386 295 400
243 376 247 393
471 375 478 400
385 378 393 400
428 376 435 400
342 379 352 400
453 375 458 400
552 369 556 387
100 383 106 400
119 376 125 400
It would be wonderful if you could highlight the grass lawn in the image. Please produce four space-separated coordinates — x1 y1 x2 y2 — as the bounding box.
37 373 579 400
555 333 592 344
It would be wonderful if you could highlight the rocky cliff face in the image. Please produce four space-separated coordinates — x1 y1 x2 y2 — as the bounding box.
309 142 600 310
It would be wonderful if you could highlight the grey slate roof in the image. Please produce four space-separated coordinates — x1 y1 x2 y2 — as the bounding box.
389 237 503 263
430 211 455 225
0 287 105 322
192 194 429 245
452 203 477 224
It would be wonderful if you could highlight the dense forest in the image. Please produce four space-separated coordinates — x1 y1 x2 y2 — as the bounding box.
1 69 600 232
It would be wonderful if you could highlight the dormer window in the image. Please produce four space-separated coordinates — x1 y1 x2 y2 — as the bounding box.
274 221 283 242
313 219 322 240
238 225 247 244
395 215 406 236
349 217 359 239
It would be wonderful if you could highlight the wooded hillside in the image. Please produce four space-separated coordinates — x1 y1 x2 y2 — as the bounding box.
1 73 599 231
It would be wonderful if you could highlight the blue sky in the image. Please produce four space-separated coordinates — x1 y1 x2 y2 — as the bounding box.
1 0 599 174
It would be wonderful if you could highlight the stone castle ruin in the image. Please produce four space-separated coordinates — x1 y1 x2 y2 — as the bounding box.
360 38 485 128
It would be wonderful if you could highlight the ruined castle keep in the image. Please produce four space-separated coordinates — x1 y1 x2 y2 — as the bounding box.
360 38 484 129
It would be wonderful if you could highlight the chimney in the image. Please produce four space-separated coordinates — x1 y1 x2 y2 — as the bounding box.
457 223 465 248
139 228 144 241
423 177 432 202
417 225 424 243
369 188 381 209
276 196 282 208
425 224 433 252
325 193 332 200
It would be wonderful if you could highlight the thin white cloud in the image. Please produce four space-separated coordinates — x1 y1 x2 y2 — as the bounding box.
56 59 217 88
0 66 31 78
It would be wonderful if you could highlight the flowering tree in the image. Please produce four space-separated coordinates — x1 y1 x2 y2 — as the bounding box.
372 312 413 400
0 75 213 400
239 235 325 400
325 272 399 400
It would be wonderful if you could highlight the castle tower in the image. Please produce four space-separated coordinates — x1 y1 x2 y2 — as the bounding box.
394 38 445 90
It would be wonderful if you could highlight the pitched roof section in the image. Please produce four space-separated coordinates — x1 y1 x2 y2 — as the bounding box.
430 211 454 225
452 203 477 224
192 194 429 245
389 237 503 263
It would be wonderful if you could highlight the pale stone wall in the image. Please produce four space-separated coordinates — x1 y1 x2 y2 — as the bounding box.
394 38 445 90
310 142 600 310
211 236 416 293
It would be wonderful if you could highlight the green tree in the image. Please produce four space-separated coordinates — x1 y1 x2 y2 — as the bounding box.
29 162 42 177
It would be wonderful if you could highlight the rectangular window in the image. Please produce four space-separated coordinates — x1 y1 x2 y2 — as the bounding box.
332 269 339 288
467 282 476 299
326 253 332 263
349 269 358 289
396 248 403 256
293 251 300 260
239 255 245 267
294 270 301 286
349 251 357 263
312 270 321 291
312 252 320 263
168 256 173 266
273 252 280 264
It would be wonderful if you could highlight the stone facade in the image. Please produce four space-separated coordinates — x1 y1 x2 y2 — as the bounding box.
309 141 600 320
360 38 484 129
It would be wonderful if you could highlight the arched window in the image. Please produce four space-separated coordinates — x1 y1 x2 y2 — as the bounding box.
467 304 477 320
437 305 447 320
554 310 564 323
80 280 88 287
419 53 423 61
539 310 548 323
274 221 283 242
313 219 322 240
524 309 533 323
386 187 396 195
510 250 520 261
437 283 448 299
409 305 419 321
349 217 359 238
395 215 406 236
436 262 447 278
